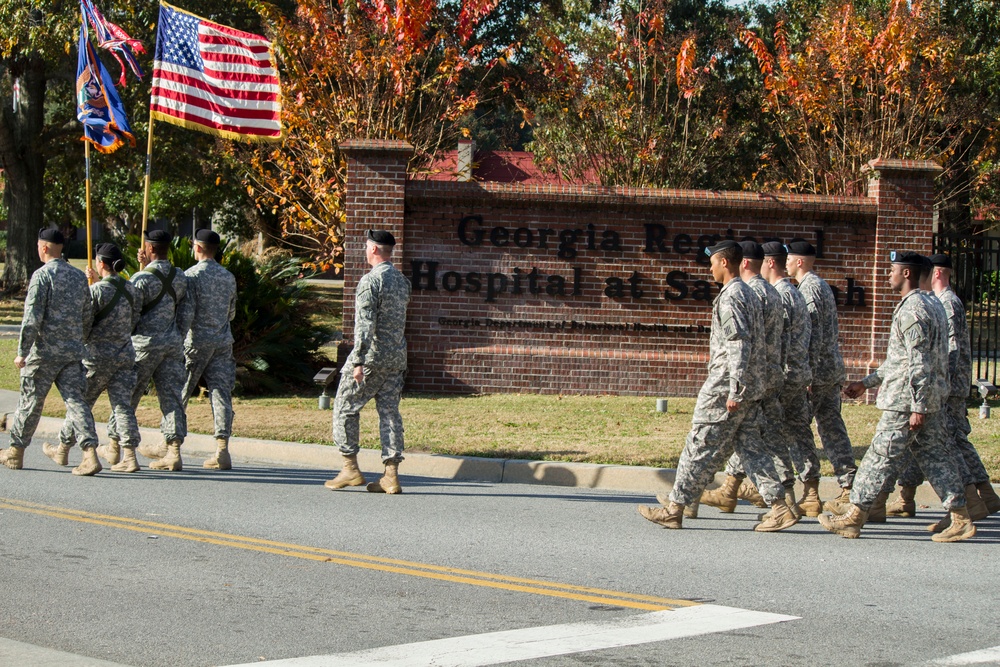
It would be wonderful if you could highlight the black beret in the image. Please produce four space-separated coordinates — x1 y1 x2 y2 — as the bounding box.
738 241 764 261
929 254 952 269
785 241 816 256
367 229 396 246
143 229 172 244
890 250 924 266
95 243 123 264
195 228 221 245
705 239 741 258
38 228 65 245
762 241 787 257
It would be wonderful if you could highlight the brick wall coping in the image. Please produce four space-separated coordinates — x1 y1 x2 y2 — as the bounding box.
864 158 943 174
406 179 877 220
341 139 414 154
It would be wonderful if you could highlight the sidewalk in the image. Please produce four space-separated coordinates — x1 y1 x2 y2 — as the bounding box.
0 389 959 506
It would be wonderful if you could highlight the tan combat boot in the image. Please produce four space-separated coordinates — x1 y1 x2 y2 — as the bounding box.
795 479 823 517
96 438 121 466
737 480 768 508
0 446 24 470
965 484 988 521
755 498 799 532
866 490 889 524
367 461 402 494
886 485 917 517
976 482 1000 515
203 438 232 470
72 446 102 476
324 454 366 489
138 440 167 460
931 507 976 542
638 502 684 529
822 486 851 513
683 500 699 519
785 487 802 520
148 441 182 471
111 447 140 473
42 442 71 466
699 474 741 513
818 504 868 538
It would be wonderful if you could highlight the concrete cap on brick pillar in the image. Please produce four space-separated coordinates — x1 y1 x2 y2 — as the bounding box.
340 139 413 155
862 158 943 176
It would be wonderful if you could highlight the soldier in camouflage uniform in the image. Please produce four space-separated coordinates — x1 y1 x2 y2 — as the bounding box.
884 254 996 523
705 241 800 516
326 229 411 494
53 243 143 473
177 229 237 471
821 251 974 542
108 229 189 472
638 240 797 532
0 229 103 476
786 241 857 508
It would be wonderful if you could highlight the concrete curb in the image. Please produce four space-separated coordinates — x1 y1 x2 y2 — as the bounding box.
9 414 965 509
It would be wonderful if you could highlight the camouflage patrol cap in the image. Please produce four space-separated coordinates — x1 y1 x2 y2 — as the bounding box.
785 240 815 256
928 254 953 269
143 229 172 244
704 239 741 259
38 227 65 245
367 229 396 246
738 241 764 260
889 250 924 266
761 241 787 258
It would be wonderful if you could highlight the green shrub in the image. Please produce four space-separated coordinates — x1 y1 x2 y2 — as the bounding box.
118 234 333 394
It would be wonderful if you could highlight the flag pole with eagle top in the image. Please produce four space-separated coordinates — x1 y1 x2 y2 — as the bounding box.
143 1 283 239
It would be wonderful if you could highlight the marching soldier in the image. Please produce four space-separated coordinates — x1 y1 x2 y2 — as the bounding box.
703 241 799 516
325 230 411 494
177 229 237 470
824 251 974 542
109 229 188 471
786 241 857 508
51 243 143 472
0 228 102 476
638 240 796 532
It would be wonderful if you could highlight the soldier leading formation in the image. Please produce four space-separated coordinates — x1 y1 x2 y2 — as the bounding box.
638 241 1000 543
0 227 237 476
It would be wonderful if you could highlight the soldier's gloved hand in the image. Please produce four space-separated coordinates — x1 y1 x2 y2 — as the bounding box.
843 381 866 399
13 356 25 370
909 412 925 431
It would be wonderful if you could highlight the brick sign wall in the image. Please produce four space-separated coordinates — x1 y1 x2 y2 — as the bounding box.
339 140 940 397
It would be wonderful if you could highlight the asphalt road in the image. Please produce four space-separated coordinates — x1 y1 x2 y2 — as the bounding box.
0 445 997 667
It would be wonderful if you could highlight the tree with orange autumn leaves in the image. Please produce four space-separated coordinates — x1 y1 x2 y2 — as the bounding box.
737 0 992 203
241 0 502 271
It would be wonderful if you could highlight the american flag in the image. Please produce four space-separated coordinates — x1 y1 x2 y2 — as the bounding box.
150 2 281 141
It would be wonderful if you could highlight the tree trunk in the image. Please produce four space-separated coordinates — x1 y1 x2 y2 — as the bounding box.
0 56 46 293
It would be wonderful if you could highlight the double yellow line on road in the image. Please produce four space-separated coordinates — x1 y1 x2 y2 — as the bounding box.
0 497 696 612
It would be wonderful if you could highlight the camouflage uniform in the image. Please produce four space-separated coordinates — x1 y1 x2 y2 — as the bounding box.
850 290 965 511
798 271 856 487
774 276 820 481
107 258 188 444
669 277 784 506
333 260 411 462
58 275 142 449
895 288 985 487
726 274 796 485
177 259 237 439
8 259 99 451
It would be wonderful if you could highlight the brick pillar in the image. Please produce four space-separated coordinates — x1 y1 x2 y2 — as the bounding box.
338 139 412 359
863 158 942 377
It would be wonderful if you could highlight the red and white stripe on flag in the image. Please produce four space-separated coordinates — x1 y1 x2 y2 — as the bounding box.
151 2 282 141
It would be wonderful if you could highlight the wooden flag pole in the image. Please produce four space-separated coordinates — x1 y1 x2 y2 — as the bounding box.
85 140 94 281
140 111 155 239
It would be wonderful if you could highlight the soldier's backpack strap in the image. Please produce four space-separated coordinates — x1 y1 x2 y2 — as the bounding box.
141 266 178 315
93 276 135 327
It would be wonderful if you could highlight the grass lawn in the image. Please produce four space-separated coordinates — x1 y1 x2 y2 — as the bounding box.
1 338 999 480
